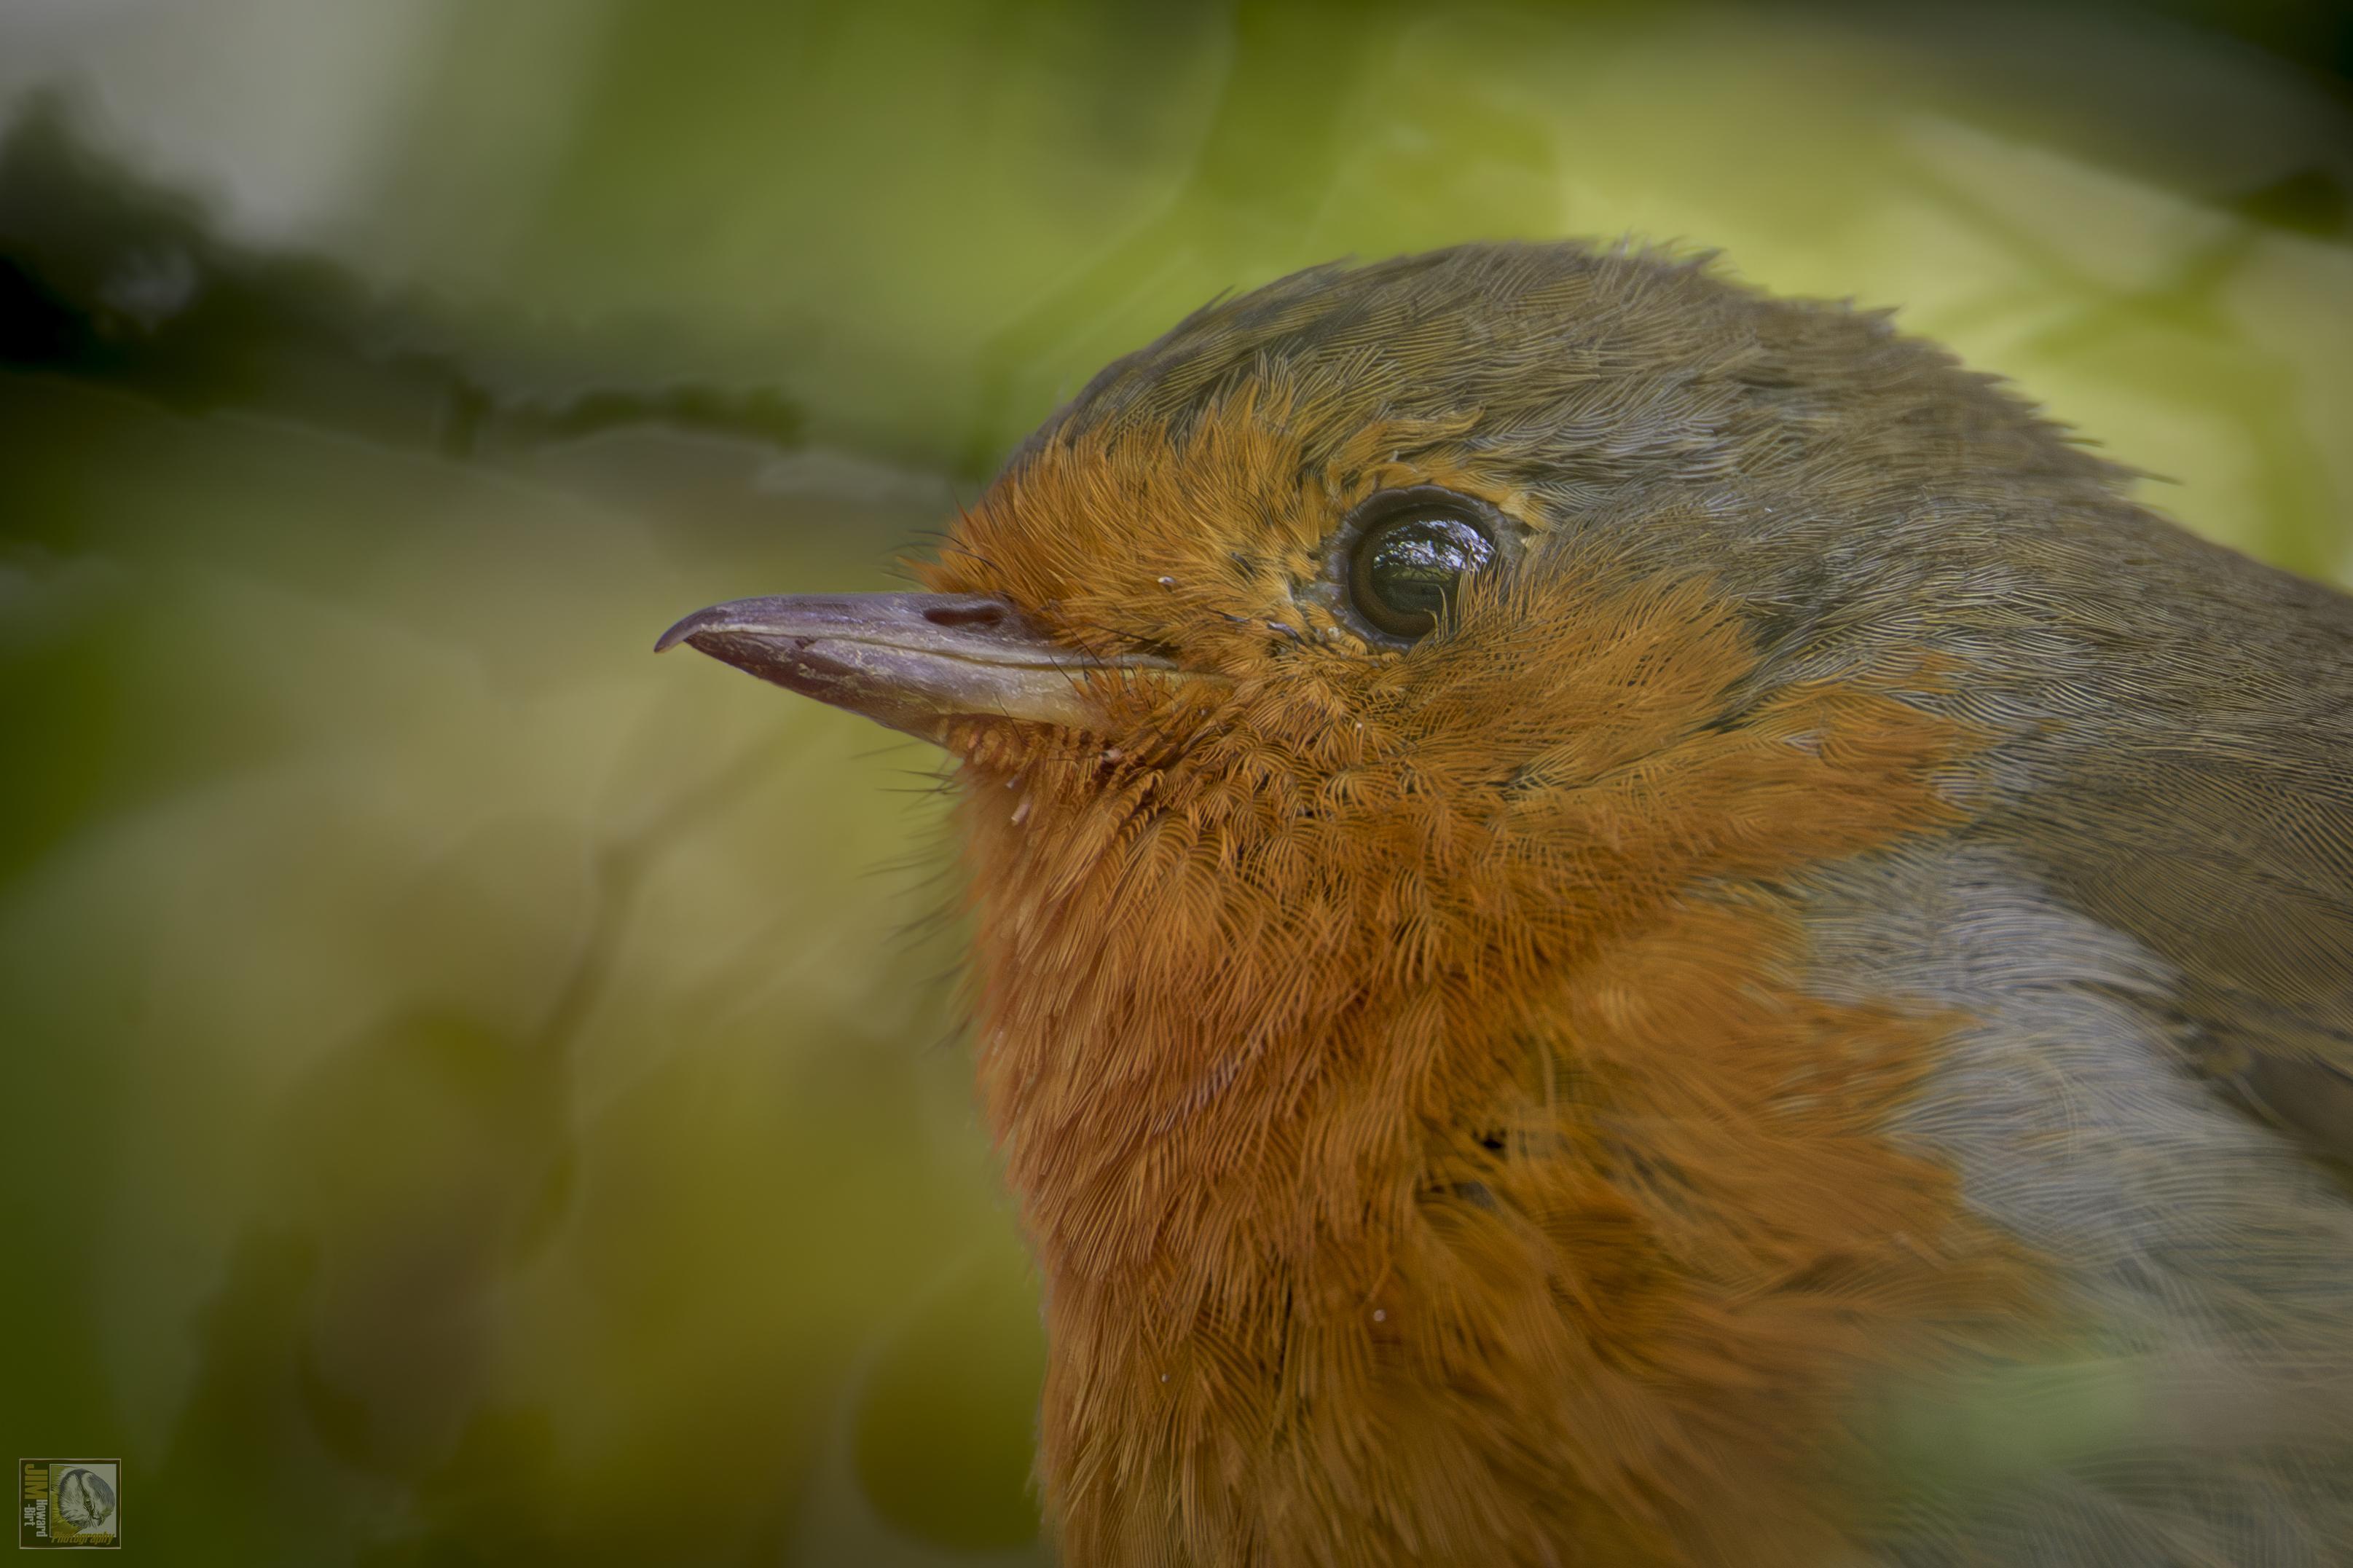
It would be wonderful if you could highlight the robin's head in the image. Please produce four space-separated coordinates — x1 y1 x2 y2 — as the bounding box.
662 245 2124 927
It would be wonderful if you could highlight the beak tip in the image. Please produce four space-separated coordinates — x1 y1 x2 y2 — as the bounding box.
653 610 714 655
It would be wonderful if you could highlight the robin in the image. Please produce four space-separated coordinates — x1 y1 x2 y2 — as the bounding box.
659 243 2353 1566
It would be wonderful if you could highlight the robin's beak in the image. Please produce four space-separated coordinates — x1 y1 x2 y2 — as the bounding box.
655 592 1179 744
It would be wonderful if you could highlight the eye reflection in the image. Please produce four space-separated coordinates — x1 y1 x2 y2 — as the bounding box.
1348 512 1496 639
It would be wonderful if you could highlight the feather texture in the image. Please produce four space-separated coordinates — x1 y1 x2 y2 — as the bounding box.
891 240 2353 1562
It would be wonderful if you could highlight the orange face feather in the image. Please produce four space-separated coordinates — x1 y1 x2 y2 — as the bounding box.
920 396 2041 1566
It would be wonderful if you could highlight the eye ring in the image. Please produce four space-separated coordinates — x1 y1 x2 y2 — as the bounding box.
1321 486 1515 647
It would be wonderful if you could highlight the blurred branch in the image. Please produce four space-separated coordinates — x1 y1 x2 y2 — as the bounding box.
0 89 805 463
530 733 793 1065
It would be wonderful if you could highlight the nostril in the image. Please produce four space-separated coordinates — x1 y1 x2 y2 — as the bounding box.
923 600 1007 629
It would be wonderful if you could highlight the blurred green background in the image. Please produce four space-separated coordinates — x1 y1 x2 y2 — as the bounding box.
2 1 2350 1562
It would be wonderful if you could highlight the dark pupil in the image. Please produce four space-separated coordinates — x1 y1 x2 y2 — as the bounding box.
1352 513 1494 637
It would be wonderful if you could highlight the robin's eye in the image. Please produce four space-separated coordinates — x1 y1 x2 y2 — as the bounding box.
1346 509 1496 640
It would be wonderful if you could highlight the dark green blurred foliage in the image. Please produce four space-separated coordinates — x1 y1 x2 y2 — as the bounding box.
2 2 2352 1564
